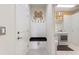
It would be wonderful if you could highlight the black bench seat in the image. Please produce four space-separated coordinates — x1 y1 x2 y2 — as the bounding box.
30 37 47 41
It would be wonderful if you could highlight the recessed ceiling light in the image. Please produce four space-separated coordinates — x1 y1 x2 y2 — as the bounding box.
56 5 76 8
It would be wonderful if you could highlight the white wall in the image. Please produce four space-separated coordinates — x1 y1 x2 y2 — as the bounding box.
0 5 16 54
46 4 56 54
16 4 31 54
30 5 47 37
29 5 47 49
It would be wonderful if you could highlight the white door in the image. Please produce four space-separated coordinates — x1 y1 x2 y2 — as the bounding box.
63 15 72 45
71 12 79 46
16 4 31 54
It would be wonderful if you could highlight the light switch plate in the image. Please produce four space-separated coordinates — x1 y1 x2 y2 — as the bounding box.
0 27 6 35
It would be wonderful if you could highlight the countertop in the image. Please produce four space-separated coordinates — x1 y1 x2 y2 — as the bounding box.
55 32 68 35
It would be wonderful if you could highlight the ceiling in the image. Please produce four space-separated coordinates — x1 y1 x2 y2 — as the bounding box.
55 4 79 12
30 4 79 12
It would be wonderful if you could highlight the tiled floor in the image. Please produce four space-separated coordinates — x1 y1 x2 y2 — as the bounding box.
56 51 79 55
26 44 79 55
26 48 50 55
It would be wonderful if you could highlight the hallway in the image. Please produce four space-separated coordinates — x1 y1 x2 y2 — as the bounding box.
0 4 79 55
